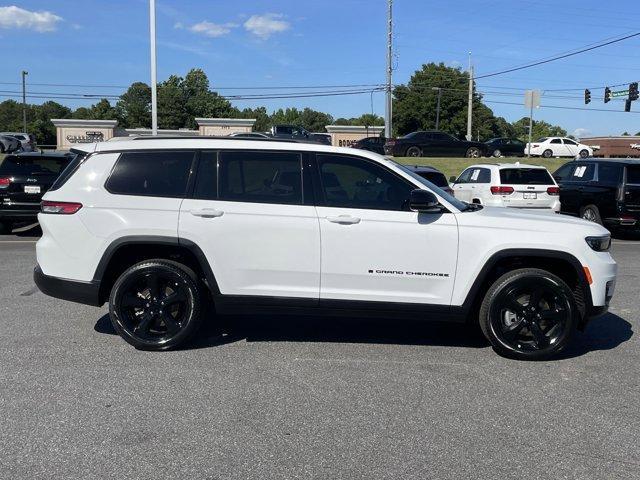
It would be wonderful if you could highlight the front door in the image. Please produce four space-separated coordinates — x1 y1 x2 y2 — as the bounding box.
314 154 458 305
179 150 320 299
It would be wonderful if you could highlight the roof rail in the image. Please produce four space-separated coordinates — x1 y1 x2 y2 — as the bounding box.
128 135 313 144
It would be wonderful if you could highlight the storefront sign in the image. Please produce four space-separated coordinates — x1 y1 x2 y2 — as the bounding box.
66 131 105 143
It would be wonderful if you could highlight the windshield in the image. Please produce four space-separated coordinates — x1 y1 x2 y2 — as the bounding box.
391 161 469 211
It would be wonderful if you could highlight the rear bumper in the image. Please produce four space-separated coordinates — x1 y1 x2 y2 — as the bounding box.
34 264 102 307
0 208 39 219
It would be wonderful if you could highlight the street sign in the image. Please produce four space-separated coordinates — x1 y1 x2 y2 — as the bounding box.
611 90 628 98
524 90 541 108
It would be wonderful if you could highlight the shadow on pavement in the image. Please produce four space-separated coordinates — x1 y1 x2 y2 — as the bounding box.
558 313 633 359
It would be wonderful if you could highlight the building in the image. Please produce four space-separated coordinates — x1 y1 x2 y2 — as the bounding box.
51 119 384 151
580 136 640 158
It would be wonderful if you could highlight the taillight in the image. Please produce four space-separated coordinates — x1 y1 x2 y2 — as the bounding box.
547 186 560 195
532 144 540 148
490 186 514 195
0 177 10 188
41 200 83 214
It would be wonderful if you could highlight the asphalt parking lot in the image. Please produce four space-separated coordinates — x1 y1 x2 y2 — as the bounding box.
0 230 639 480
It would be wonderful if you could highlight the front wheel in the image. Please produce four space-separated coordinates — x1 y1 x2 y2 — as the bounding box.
492 149 502 158
580 204 602 224
479 268 578 360
109 260 204 350
579 149 589 158
542 149 553 158
405 146 421 157
466 147 481 158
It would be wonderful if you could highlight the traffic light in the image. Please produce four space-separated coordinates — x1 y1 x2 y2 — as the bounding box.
625 99 632 112
604 87 611 103
584 89 591 104
630 82 639 101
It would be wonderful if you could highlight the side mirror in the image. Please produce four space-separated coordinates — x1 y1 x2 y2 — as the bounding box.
449 175 457 183
409 189 442 213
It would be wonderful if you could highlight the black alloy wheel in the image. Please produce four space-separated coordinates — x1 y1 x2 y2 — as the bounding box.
479 268 577 360
406 146 421 157
580 204 602 224
492 149 502 158
466 147 481 158
579 149 589 159
109 260 203 350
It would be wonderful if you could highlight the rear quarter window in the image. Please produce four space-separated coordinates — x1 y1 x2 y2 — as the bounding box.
418 171 448 188
627 165 640 184
105 151 195 198
500 168 554 185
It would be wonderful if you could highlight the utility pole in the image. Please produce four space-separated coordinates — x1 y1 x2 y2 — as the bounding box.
149 0 158 135
432 87 442 130
466 52 473 141
21 71 28 133
384 0 393 139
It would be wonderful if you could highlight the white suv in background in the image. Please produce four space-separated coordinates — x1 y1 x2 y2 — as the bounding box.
525 137 593 158
34 137 616 360
452 163 561 212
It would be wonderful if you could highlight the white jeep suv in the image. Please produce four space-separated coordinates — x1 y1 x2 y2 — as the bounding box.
34 138 617 360
452 163 561 212
525 137 593 159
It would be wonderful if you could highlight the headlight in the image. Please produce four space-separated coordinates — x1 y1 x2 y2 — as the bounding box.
585 235 611 252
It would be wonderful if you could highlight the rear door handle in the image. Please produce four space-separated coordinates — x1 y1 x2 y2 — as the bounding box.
326 215 361 225
190 208 224 218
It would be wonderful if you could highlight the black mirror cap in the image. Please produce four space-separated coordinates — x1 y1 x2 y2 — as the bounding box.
409 189 441 213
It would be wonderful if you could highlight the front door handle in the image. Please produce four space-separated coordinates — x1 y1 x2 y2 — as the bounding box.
326 215 361 225
190 208 224 218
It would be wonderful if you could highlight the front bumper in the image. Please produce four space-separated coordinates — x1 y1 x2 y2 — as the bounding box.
34 264 102 307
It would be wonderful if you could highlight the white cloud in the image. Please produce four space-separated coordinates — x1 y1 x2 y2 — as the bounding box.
574 128 591 138
188 21 238 38
244 13 290 39
0 5 62 32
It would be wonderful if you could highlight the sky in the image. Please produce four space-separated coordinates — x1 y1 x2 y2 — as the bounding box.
0 0 639 137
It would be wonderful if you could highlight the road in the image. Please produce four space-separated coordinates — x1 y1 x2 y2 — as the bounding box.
0 232 638 479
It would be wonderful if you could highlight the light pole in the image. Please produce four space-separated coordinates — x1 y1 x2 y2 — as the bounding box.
432 87 442 130
21 70 28 133
149 0 158 135
384 0 393 139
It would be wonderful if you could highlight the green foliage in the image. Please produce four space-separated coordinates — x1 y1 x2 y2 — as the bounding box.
269 107 333 132
72 99 118 121
116 82 151 128
511 117 567 141
334 114 384 127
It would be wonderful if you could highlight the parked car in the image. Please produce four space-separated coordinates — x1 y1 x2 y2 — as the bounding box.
0 151 75 233
525 137 593 159
553 158 640 232
0 134 21 153
384 131 489 158
351 136 386 155
34 137 616 360
269 124 311 140
485 138 525 157
309 133 332 145
229 132 271 139
0 132 36 152
403 165 454 195
451 163 560 212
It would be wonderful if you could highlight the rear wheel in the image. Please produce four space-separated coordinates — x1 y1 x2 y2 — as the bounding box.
542 149 553 158
405 146 421 157
492 149 502 158
109 260 204 350
479 268 578 360
579 149 589 158
466 147 482 158
580 204 602 224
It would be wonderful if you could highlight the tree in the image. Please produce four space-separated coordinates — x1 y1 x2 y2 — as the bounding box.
622 131 630 136
232 106 271 132
333 114 384 127
269 107 333 132
72 99 117 121
157 75 187 129
511 117 567 141
116 82 151 128
182 68 234 128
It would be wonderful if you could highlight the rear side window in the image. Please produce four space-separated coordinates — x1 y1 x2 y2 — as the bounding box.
627 166 640 184
106 151 195 198
598 164 622 183
570 164 595 181
0 155 69 176
500 168 553 185
193 151 218 200
218 151 302 205
418 171 448 188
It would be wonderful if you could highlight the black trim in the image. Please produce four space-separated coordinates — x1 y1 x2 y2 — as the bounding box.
34 264 101 306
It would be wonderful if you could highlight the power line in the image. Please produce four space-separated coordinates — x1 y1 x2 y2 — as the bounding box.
475 31 640 79
485 100 640 113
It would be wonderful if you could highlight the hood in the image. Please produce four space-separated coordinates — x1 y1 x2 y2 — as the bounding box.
458 206 610 236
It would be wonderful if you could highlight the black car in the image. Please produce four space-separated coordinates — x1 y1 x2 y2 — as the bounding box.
351 136 386 155
0 152 75 233
553 158 640 232
384 131 488 158
485 137 525 157
403 165 454 195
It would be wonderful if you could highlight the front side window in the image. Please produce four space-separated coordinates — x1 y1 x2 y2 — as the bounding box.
553 163 574 182
470 168 491 184
317 154 413 211
563 139 578 146
106 151 195 197
550 139 562 144
570 164 595 181
456 168 474 184
219 151 302 205
598 164 621 183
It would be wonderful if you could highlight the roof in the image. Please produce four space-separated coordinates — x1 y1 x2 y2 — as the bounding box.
468 163 547 169
6 151 72 158
573 157 640 164
405 165 442 173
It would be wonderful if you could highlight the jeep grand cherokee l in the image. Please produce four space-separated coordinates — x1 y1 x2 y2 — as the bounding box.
34 137 617 360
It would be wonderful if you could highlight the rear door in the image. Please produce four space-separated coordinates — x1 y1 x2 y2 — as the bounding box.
498 168 557 209
623 164 640 212
179 150 320 299
549 138 563 156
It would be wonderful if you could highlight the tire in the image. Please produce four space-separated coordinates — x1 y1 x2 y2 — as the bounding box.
580 204 602 224
542 149 553 158
405 146 421 157
579 149 589 159
0 220 12 234
479 268 578 360
492 149 502 158
0 143 5 153
466 147 481 158
109 259 204 350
